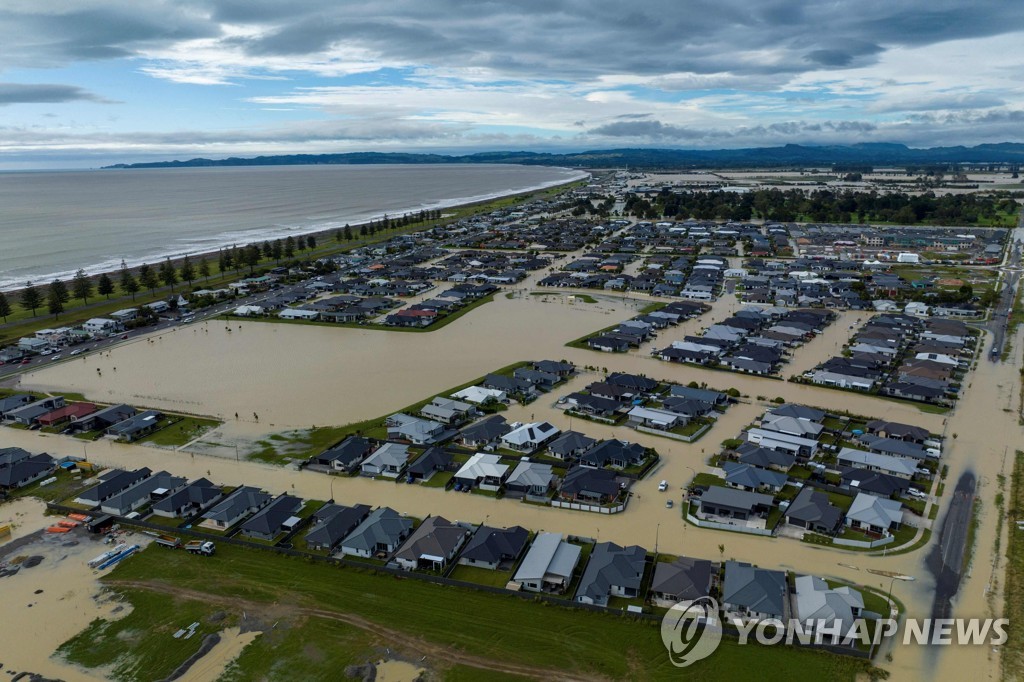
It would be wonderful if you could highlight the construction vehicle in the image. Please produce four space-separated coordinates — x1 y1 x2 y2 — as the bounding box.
184 540 216 556
154 534 181 549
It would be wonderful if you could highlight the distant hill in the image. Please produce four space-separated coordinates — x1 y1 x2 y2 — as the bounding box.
103 143 1024 170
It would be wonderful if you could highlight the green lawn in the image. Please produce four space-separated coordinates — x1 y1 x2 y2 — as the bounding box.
88 543 881 681
448 563 515 588
139 416 222 447
421 471 454 488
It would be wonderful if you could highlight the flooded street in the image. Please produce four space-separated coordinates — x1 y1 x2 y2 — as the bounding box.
8 276 1021 680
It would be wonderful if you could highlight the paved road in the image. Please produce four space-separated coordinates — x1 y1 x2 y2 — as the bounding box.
927 471 976 620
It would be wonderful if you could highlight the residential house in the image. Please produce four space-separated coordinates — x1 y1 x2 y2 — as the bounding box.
650 556 715 609
238 494 304 541
559 466 620 504
451 386 508 405
453 453 510 491
793 575 865 644
420 397 477 426
73 404 136 433
0 394 36 418
501 421 560 454
386 413 450 445
151 477 223 518
99 470 186 516
838 467 910 498
458 525 529 570
695 486 774 522
199 486 273 530
837 448 916 479
5 396 66 426
393 516 470 571
504 460 555 498
547 430 597 460
406 447 452 482
105 410 163 442
578 439 648 470
722 560 788 622
513 532 582 593
0 453 56 491
846 493 903 535
310 436 375 473
722 462 788 493
575 542 647 607
458 415 510 448
75 467 152 508
626 406 682 430
305 503 371 552
361 443 411 478
339 507 414 559
785 487 844 535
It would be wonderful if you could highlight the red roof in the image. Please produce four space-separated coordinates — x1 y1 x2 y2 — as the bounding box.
397 309 437 317
37 402 98 426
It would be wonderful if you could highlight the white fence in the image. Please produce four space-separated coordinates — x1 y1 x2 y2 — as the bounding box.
685 512 775 537
552 499 627 514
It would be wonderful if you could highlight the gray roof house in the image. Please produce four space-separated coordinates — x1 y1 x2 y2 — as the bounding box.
547 430 597 460
99 470 186 516
239 494 304 541
305 503 372 552
0 447 33 470
575 542 647 607
406 447 452 481
105 410 163 442
513 532 582 593
386 413 451 445
420 397 478 425
0 394 35 418
310 436 374 472
361 443 411 478
793 575 865 644
453 453 510 491
199 486 273 530
695 486 774 522
75 467 152 507
501 421 560 453
785 487 844 535
0 453 56 491
5 396 66 426
73 404 137 432
339 507 414 559
151 478 223 518
578 439 647 469
458 525 529 570
722 560 788 621
558 466 619 504
393 516 470 571
722 462 788 493
650 556 715 608
458 415 510 448
846 493 904 535
504 460 555 498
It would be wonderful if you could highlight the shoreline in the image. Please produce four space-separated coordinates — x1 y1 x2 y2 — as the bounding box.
0 166 589 293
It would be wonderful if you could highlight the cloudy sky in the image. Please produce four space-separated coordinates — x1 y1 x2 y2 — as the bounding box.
2 1 1024 167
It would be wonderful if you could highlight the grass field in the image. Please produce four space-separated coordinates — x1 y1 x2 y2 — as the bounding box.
1002 450 1024 680
139 416 221 447
79 542 884 681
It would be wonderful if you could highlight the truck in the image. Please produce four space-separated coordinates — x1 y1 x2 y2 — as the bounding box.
155 534 181 549
184 540 216 556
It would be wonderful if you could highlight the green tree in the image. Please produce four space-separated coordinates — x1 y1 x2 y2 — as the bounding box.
0 291 10 322
218 249 228 273
160 259 178 291
284 236 295 258
51 278 69 304
272 239 283 262
47 280 66 319
307 235 317 249
180 256 196 287
120 262 139 301
198 257 210 281
344 224 353 240
335 229 342 243
71 268 93 305
296 236 307 251
138 263 158 294
359 224 368 237
20 281 42 316
97 273 114 299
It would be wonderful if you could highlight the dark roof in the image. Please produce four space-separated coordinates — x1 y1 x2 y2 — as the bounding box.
315 436 374 466
151 477 221 514
579 439 646 467
407 447 452 476
839 467 910 497
458 415 510 442
651 556 714 600
459 525 529 565
547 430 597 457
786 487 843 530
560 466 619 498
0 453 55 487
305 503 371 549
240 494 303 537
606 373 659 391
722 560 787 617
575 542 646 605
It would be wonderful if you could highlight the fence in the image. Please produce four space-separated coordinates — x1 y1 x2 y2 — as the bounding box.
635 424 711 443
685 511 775 537
551 499 628 514
832 534 895 549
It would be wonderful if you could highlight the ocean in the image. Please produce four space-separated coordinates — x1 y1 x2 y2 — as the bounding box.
0 164 586 290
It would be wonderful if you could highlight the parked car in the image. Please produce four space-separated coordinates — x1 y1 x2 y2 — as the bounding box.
658 480 668 492
666 499 674 509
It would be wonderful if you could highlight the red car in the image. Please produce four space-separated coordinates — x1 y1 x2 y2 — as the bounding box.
20 358 31 365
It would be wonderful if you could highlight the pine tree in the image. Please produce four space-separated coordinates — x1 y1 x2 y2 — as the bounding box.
262 241 273 259
245 244 261 273
120 263 139 301
284 236 295 258
296 236 307 251
0 291 10 322
160 259 178 291
218 249 228 273
198 257 210 280
180 256 196 286
344 225 353 240
47 280 66 319
307 235 317 249
71 268 93 304
359 224 368 237
20 281 41 316
335 229 342 243
272 239 283 262
97 273 114 299
138 263 158 294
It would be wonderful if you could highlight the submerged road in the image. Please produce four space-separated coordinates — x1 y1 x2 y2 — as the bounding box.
927 471 976 620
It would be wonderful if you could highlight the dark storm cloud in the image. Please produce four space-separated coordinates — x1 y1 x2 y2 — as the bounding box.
3 1 1023 81
589 118 879 142
587 120 710 140
0 83 112 106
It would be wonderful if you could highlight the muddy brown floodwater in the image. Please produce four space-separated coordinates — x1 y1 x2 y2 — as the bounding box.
10 275 1021 681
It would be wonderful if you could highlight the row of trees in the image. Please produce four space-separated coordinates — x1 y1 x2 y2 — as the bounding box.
639 188 1020 225
2 215 431 322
